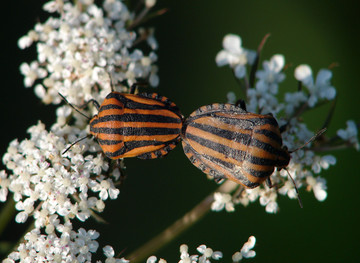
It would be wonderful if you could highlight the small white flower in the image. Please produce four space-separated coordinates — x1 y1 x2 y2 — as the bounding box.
255 54 285 94
19 0 158 106
259 190 279 214
145 0 157 8
216 34 256 79
147 256 157 263
197 245 223 263
337 120 359 150
311 155 336 174
0 170 10 201
306 176 327 201
232 236 256 262
284 91 307 115
211 192 235 212
240 236 256 258
278 180 298 200
19 61 47 87
18 30 39 49
91 178 120 200
103 245 115 258
294 64 313 86
147 256 167 263
43 0 64 13
179 244 198 263
226 91 237 104
3 225 103 262
294 65 336 107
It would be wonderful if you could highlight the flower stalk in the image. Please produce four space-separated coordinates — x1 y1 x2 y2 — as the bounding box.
127 180 238 263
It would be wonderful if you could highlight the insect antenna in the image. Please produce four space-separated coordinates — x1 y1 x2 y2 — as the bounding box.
58 93 91 120
284 128 327 208
284 168 303 208
62 135 90 155
289 128 327 153
58 93 94 155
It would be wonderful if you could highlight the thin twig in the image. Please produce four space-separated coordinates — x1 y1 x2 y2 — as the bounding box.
126 180 238 262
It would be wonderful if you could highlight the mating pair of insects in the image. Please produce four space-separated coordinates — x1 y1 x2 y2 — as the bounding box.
63 87 323 207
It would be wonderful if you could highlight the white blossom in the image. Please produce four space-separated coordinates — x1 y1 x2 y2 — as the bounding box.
211 192 235 212
294 65 336 107
232 236 256 262
259 190 279 213
311 155 336 174
4 227 102 263
306 176 328 201
255 54 285 94
19 61 47 87
0 170 10 201
147 256 167 263
279 182 297 201
1 121 117 226
284 91 307 115
179 244 199 263
242 55 286 114
226 91 237 104
197 245 223 263
18 0 159 106
337 120 359 150
216 34 256 79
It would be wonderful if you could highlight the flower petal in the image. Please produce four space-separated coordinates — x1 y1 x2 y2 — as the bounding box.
295 64 313 86
223 34 242 54
234 64 246 79
315 69 332 86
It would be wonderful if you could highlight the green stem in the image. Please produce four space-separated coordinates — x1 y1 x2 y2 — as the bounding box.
0 198 16 237
311 142 356 152
126 180 238 262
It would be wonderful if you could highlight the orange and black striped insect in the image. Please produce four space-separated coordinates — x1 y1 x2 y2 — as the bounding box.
61 89 183 160
181 101 324 206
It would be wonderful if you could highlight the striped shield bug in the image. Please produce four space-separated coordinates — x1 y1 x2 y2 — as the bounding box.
61 90 183 160
181 102 325 206
89 92 183 159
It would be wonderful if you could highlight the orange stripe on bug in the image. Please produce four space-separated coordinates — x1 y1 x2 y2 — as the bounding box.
182 101 326 208
60 90 184 160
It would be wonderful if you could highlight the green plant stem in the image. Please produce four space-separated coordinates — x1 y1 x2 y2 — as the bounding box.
0 198 16 237
126 180 238 262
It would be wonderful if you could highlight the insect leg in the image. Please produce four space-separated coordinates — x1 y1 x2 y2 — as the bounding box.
279 123 288 133
235 99 247 111
266 177 273 188
129 82 149 94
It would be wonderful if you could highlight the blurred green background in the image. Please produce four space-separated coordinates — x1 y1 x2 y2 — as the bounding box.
1 0 359 262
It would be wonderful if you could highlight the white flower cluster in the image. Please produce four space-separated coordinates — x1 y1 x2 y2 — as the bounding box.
4 228 98 263
2 121 119 224
3 226 129 263
18 0 159 107
216 34 256 79
214 34 359 213
147 238 256 263
337 120 359 150
232 236 256 262
1 121 124 262
2 0 159 262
